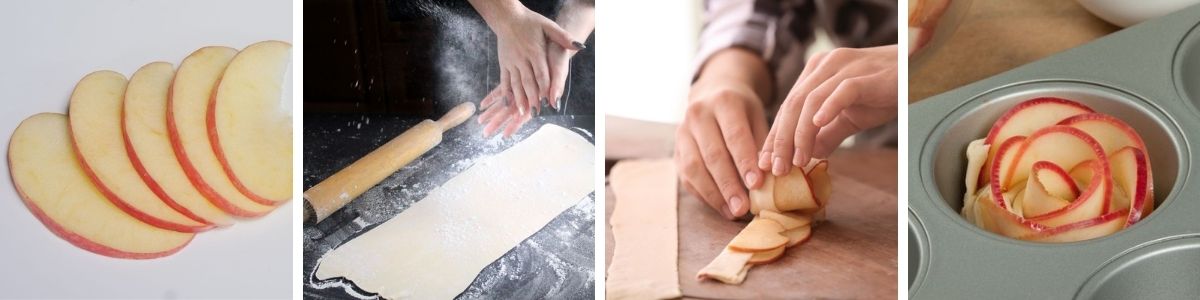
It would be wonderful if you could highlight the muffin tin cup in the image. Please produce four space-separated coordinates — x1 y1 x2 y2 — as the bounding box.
909 5 1200 299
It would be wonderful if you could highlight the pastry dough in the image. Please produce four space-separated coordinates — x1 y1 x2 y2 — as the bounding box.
606 159 682 299
314 124 594 299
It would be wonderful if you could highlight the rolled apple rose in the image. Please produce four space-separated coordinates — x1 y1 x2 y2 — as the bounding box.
961 98 1154 242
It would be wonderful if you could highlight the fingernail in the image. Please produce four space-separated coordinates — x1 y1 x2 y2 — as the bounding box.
556 97 563 111
744 171 760 188
772 157 787 176
572 41 586 50
517 105 525 116
729 196 745 216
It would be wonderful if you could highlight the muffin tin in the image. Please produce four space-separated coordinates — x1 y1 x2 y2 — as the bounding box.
909 5 1200 299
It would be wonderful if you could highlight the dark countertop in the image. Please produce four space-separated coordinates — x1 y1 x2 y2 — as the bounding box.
302 113 595 299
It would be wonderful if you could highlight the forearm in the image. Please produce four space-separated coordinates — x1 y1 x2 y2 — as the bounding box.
555 0 595 44
468 0 522 30
694 48 773 104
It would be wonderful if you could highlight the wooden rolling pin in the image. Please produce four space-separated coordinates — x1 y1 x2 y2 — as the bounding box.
303 102 476 223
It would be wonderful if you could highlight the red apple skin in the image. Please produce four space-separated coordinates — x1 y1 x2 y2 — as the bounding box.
121 111 217 226
166 81 272 219
1032 160 1080 198
988 135 1028 209
69 125 212 233
1020 208 1129 242
979 97 1093 186
1112 147 1150 226
1025 160 1111 225
1060 112 1154 215
9 155 193 259
206 87 282 206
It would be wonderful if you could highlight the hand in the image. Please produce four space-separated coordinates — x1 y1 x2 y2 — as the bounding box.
759 45 898 176
676 49 770 220
545 0 595 110
477 86 531 138
469 0 581 116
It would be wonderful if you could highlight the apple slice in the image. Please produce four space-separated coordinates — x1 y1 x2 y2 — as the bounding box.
124 62 235 227
697 248 752 284
1062 113 1154 215
774 166 819 211
784 225 813 247
980 98 1093 185
748 174 776 215
211 40 292 204
758 210 812 230
727 218 788 252
1022 209 1128 243
1109 147 1150 226
169 46 274 217
746 246 786 265
68 71 210 233
10 113 194 258
1025 160 1109 227
1020 162 1076 218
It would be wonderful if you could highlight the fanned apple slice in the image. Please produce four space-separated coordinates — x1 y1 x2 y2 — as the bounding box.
784 225 813 247
746 246 786 265
805 161 832 221
758 210 812 230
1026 160 1109 227
728 218 788 252
169 46 274 217
68 71 210 233
1109 147 1150 225
11 113 194 259
980 98 1094 184
211 40 292 204
125 62 234 227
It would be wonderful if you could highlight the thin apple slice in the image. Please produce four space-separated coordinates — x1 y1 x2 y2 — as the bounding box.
993 126 1107 212
727 218 788 252
1020 162 1076 218
980 98 1094 184
807 160 832 204
784 225 813 247
68 71 210 233
1026 160 1109 227
211 40 292 204
746 246 786 265
169 46 274 217
1109 147 1150 226
774 166 819 211
125 62 234 227
758 210 812 230
1022 209 1128 243
748 174 776 215
10 113 194 258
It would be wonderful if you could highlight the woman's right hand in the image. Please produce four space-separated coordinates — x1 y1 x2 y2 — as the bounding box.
469 0 582 116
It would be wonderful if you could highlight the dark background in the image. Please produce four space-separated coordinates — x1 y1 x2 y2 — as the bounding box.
303 0 595 116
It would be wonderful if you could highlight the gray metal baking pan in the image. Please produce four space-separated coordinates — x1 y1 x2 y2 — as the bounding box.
909 4 1200 299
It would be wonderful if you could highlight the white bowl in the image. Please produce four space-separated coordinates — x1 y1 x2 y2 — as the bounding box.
1076 0 1200 27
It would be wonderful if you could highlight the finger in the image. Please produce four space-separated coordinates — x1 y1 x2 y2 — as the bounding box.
531 57 550 114
508 66 527 116
538 16 583 50
479 86 503 110
792 73 846 167
478 98 508 125
517 61 539 115
713 102 764 191
812 115 863 159
482 105 512 137
687 104 750 218
548 55 569 110
503 109 532 138
813 77 863 127
771 98 800 176
758 124 777 171
677 132 736 220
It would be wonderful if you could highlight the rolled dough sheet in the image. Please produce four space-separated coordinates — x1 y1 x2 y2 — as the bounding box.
605 159 682 299
314 124 594 299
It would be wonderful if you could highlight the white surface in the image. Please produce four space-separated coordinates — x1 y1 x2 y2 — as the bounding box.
1076 0 1200 27
315 125 595 300
598 1 699 124
0 1 292 298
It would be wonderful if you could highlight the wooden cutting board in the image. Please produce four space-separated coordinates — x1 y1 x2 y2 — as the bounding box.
605 149 898 299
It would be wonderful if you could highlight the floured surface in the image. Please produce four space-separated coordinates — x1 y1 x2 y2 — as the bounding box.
606 159 681 299
315 124 594 299
604 149 898 299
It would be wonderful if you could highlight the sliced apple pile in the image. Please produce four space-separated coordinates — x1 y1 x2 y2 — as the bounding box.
962 97 1154 243
698 160 829 284
8 41 292 259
